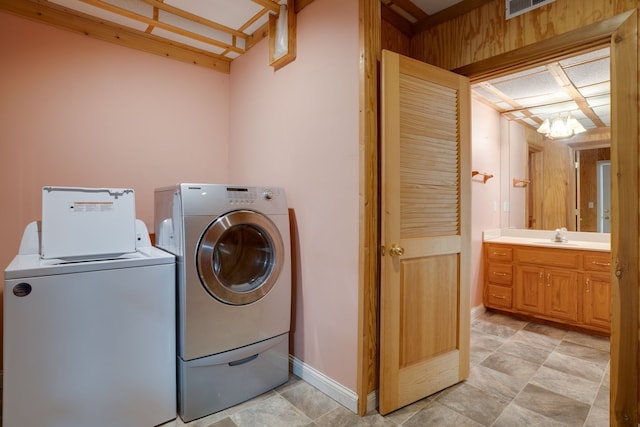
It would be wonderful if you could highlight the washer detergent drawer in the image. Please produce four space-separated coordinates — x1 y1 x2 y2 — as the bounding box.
178 333 289 422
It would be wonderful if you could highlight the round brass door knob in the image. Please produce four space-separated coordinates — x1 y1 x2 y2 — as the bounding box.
389 245 405 257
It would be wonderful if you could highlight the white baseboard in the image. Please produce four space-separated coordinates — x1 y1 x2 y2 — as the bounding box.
289 306 485 416
289 356 360 414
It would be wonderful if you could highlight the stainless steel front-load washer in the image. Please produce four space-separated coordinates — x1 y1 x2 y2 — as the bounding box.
154 184 291 422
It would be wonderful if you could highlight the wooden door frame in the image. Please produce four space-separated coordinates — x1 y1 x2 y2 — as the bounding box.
358 4 639 425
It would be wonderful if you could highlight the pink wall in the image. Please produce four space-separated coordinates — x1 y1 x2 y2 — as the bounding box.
470 99 502 308
0 0 361 393
228 0 360 390
0 12 230 367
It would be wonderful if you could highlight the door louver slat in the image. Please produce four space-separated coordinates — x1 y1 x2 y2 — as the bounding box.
399 73 460 239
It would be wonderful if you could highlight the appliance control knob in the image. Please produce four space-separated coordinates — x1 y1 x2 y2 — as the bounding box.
263 189 273 200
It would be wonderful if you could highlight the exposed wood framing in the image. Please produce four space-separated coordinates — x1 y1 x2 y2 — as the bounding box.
0 0 232 72
0 0 315 72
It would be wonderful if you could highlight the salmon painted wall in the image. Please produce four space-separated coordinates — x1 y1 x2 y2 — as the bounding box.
0 12 230 367
470 99 502 308
228 0 360 391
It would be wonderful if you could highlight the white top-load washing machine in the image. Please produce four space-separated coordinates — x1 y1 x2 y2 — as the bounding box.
3 187 176 427
155 184 291 422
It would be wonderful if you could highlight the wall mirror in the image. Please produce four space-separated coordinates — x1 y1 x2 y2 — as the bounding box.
472 47 611 232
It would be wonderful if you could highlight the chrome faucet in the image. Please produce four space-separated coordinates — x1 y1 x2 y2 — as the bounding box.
553 227 568 243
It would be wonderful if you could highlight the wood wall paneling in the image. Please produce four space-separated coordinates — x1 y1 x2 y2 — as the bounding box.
410 0 636 72
381 17 411 56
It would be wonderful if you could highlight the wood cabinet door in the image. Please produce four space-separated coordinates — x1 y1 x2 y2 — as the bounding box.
545 269 578 322
515 266 545 315
583 272 611 330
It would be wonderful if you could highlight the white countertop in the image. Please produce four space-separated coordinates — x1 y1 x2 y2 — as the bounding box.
483 229 610 252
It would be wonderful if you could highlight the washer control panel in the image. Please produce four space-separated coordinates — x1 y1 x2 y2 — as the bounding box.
225 186 282 205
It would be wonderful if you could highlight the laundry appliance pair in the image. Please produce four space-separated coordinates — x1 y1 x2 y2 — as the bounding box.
155 183 292 422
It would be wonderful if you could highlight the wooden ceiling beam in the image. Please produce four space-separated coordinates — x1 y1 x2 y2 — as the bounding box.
140 0 248 39
546 62 607 128
0 0 231 72
476 81 544 125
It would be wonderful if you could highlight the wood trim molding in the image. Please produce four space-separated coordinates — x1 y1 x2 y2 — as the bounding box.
357 0 381 417
452 11 633 80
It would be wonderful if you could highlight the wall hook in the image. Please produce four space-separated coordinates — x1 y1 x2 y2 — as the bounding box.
513 178 530 187
472 170 493 183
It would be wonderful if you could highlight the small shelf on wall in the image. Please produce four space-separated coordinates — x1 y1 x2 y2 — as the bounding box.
269 0 296 70
472 170 493 183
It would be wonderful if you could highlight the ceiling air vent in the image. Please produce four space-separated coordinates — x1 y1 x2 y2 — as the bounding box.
506 0 556 19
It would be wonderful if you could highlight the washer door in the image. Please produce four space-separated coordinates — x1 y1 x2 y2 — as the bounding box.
196 210 284 305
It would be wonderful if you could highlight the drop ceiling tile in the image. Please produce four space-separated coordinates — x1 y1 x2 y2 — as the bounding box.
104 0 154 18
528 101 579 117
159 10 234 47
165 0 266 31
586 94 610 109
49 0 149 30
492 71 561 100
470 86 503 104
489 65 547 84
151 28 226 55
563 58 610 88
516 92 572 109
521 118 539 127
592 106 611 125
559 47 610 67
243 15 270 34
578 82 610 98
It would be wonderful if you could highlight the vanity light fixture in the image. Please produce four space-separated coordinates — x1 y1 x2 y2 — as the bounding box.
537 112 587 139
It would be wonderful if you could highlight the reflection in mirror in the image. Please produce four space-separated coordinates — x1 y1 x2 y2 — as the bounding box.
578 148 611 232
524 127 610 232
472 47 611 232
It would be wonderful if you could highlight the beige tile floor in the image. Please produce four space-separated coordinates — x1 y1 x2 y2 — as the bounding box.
162 310 610 427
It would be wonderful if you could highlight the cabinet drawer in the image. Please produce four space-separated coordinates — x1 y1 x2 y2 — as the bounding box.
515 247 579 268
583 253 612 272
486 245 513 262
486 284 512 309
487 263 513 285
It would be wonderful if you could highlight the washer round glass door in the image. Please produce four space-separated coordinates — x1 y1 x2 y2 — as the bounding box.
196 210 284 305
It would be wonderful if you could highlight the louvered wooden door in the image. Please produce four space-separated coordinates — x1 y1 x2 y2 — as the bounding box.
379 50 471 415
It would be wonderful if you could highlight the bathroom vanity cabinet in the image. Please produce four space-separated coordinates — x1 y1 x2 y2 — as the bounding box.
483 242 611 335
